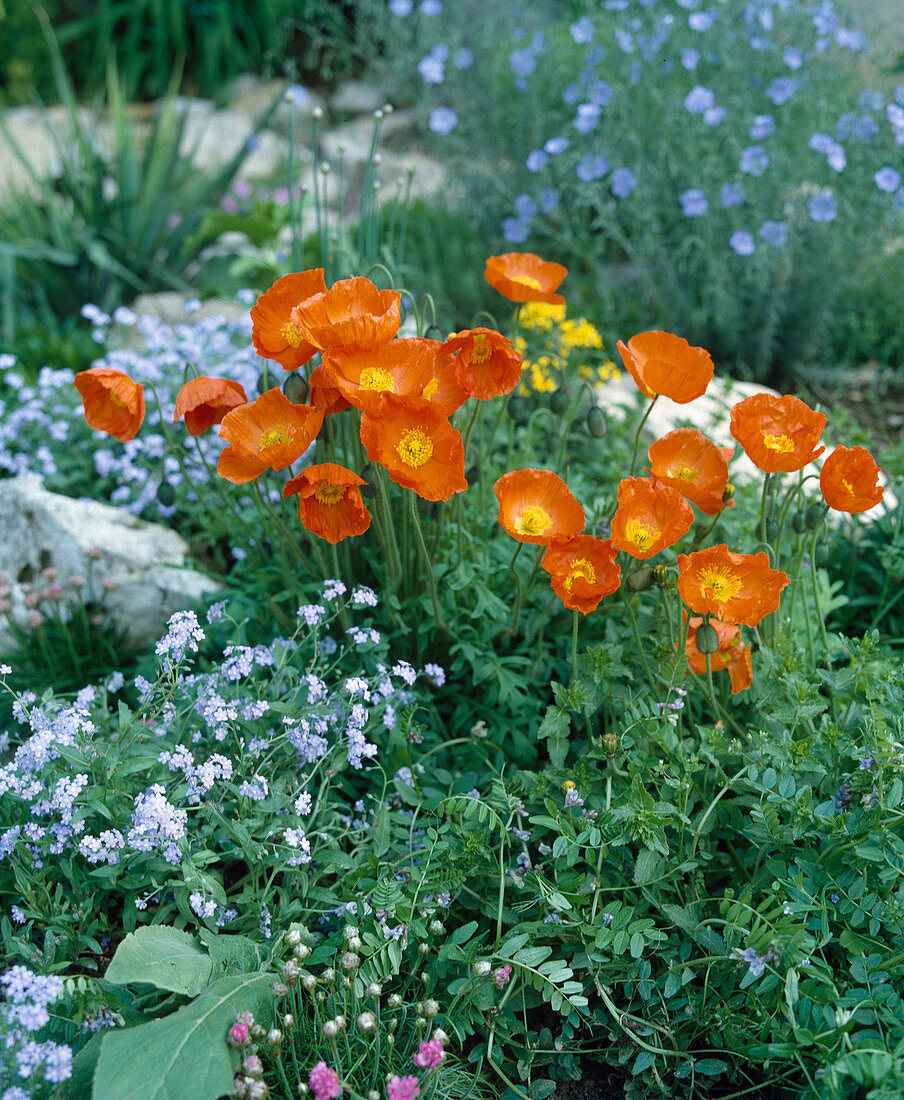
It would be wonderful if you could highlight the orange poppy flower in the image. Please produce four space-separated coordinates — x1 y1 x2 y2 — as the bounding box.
173 376 248 436
684 616 752 694
676 544 789 627
421 340 469 415
282 463 371 543
484 252 567 305
250 269 327 371
648 428 731 515
819 445 884 514
541 535 621 615
729 393 827 473
321 338 436 411
217 387 324 484
494 469 585 545
610 477 694 560
359 394 467 502
441 327 524 401
74 367 145 442
616 331 714 404
290 277 401 353
308 364 351 418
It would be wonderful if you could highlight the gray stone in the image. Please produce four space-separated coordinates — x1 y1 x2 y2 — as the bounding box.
330 80 386 116
0 478 219 651
0 104 95 197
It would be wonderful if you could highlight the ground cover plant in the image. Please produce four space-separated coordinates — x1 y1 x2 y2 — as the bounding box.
1 238 903 1100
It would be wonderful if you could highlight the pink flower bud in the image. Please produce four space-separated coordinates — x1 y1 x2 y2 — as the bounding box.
228 1021 251 1047
102 578 117 591
24 593 40 609
27 611 44 629
41 567 57 581
70 575 86 588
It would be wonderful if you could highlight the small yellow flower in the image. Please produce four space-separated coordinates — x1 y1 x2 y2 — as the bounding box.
561 780 576 792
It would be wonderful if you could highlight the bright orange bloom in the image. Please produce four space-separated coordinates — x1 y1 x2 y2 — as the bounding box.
677 544 789 627
308 364 351 417
616 331 714 404
541 535 620 615
441 327 523 401
494 469 585 545
819 445 884 514
359 394 467 501
610 477 694 560
250 269 327 371
421 340 469 415
173 376 247 436
217 387 324 484
729 393 827 473
684 616 752 694
321 338 436 411
74 368 145 442
484 253 567 304
283 463 371 543
290 277 401 353
648 428 731 515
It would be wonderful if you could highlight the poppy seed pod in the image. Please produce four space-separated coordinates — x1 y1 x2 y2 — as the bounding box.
764 519 779 542
549 389 570 415
626 566 654 592
587 406 608 438
283 372 309 405
156 481 177 507
791 511 807 534
695 623 720 655
814 542 830 566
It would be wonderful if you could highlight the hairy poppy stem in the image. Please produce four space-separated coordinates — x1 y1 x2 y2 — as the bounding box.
628 395 657 478
571 609 580 681
409 491 448 635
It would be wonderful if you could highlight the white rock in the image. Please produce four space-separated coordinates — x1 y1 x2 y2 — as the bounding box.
330 80 386 116
0 104 95 196
0 478 219 651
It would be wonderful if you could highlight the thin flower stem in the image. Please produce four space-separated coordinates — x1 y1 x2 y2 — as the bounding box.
629 395 658 477
409 491 448 635
620 589 656 684
571 609 580 681
375 468 402 588
759 472 774 561
506 541 525 635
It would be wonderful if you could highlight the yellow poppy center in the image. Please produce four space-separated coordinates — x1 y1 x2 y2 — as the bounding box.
516 276 543 291
564 558 595 591
359 366 395 392
470 335 493 363
315 482 344 505
672 462 699 484
763 433 795 454
396 428 433 468
282 322 302 349
514 505 552 537
108 392 127 408
422 378 439 400
624 519 660 551
697 565 742 604
258 425 291 450
842 478 854 496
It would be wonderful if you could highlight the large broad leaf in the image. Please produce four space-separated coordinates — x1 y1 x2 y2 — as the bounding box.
104 926 212 996
92 972 274 1100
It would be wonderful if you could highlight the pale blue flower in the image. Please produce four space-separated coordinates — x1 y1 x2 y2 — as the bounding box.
749 114 775 139
730 231 756 255
680 189 708 216
739 145 769 175
544 136 569 154
689 10 716 30
766 77 796 105
808 191 837 222
720 181 745 207
681 47 700 69
611 168 637 198
704 106 726 126
428 107 457 135
576 154 610 181
759 220 788 246
685 85 715 113
526 150 548 172
574 103 601 133
570 16 594 43
875 167 901 193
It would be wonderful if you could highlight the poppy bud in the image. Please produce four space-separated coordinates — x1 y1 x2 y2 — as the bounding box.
283 372 309 405
549 389 570 415
508 396 528 423
814 542 830 566
157 481 177 507
600 732 618 755
806 502 829 529
695 623 720 654
791 511 807 534
652 564 670 588
587 406 608 438
764 519 779 542
626 566 654 592
359 464 378 499
722 483 735 504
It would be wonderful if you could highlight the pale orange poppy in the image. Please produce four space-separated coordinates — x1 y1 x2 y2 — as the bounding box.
217 387 324 484
74 368 145 442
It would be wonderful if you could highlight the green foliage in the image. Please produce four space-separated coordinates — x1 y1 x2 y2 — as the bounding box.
0 24 279 327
